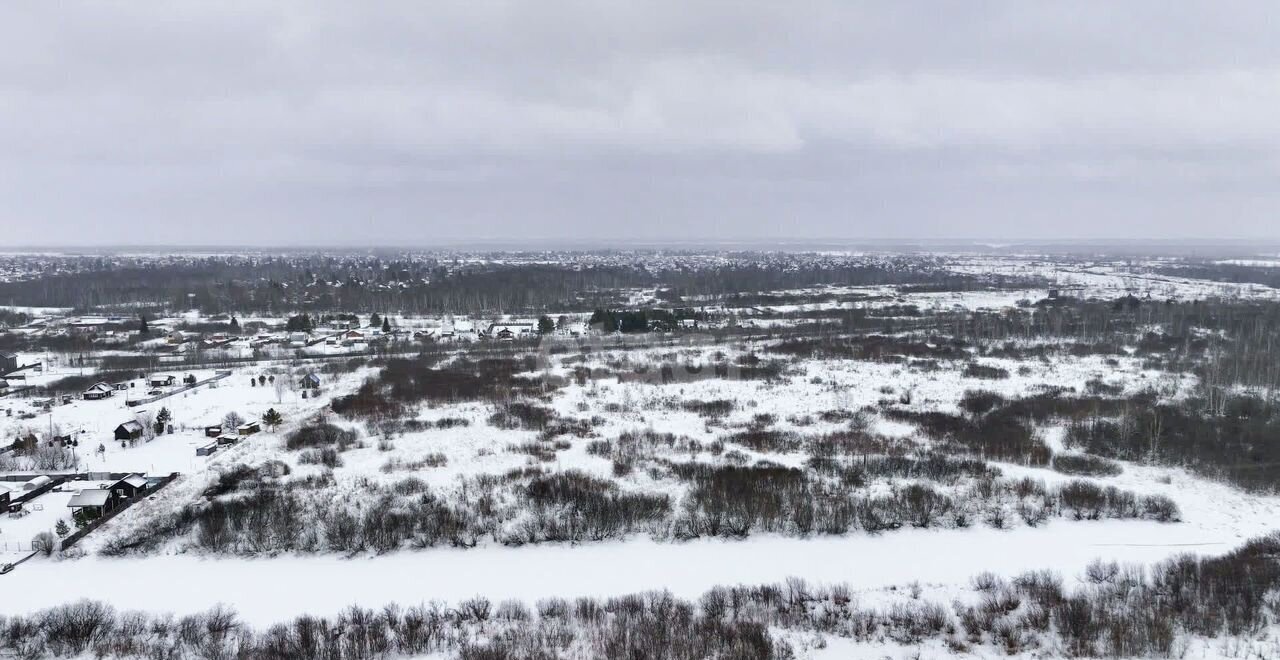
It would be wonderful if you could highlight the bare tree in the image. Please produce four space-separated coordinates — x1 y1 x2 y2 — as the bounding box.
32 531 57 556
223 411 245 430
274 377 293 404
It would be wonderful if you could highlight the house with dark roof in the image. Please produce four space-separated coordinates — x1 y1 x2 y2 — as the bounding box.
114 420 144 441
111 474 149 500
0 351 17 375
147 374 176 387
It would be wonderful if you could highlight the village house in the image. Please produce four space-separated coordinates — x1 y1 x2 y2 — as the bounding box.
114 420 144 441
82 381 114 400
147 374 176 387
67 488 117 520
437 318 477 342
486 321 537 342
111 474 149 501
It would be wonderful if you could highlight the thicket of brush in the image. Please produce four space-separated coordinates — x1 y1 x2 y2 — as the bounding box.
100 455 1176 556
331 354 557 418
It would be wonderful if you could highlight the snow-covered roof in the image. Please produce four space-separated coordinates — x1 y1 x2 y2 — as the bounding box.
83 382 112 394
117 474 148 489
117 420 144 433
24 475 51 489
68 489 111 508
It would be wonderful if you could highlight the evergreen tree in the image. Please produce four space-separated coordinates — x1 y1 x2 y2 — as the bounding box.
262 408 283 430
285 314 313 332
138 314 149 334
155 407 172 434
229 315 240 332
538 315 555 334
370 312 382 328
55 519 70 538
382 316 391 333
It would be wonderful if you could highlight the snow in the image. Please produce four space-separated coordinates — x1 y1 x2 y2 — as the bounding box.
0 490 73 557
0 516 1243 625
4 254 1280 650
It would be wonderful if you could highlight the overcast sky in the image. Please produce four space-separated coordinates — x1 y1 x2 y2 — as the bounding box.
2 1 1279 246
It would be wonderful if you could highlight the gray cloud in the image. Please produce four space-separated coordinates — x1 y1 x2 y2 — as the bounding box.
2 1 1279 245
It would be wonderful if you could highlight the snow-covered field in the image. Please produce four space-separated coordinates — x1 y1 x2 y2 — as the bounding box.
0 491 72 557
3 332 1271 628
0 516 1240 625
3 254 1280 657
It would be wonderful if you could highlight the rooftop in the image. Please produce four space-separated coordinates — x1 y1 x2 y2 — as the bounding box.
67 489 111 508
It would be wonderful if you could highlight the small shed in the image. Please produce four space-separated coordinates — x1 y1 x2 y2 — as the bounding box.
237 421 261 436
114 420 144 441
216 433 239 446
204 425 223 438
300 373 321 389
196 441 218 457
0 351 17 374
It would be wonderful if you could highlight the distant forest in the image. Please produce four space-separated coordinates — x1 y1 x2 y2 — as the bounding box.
0 254 1024 315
